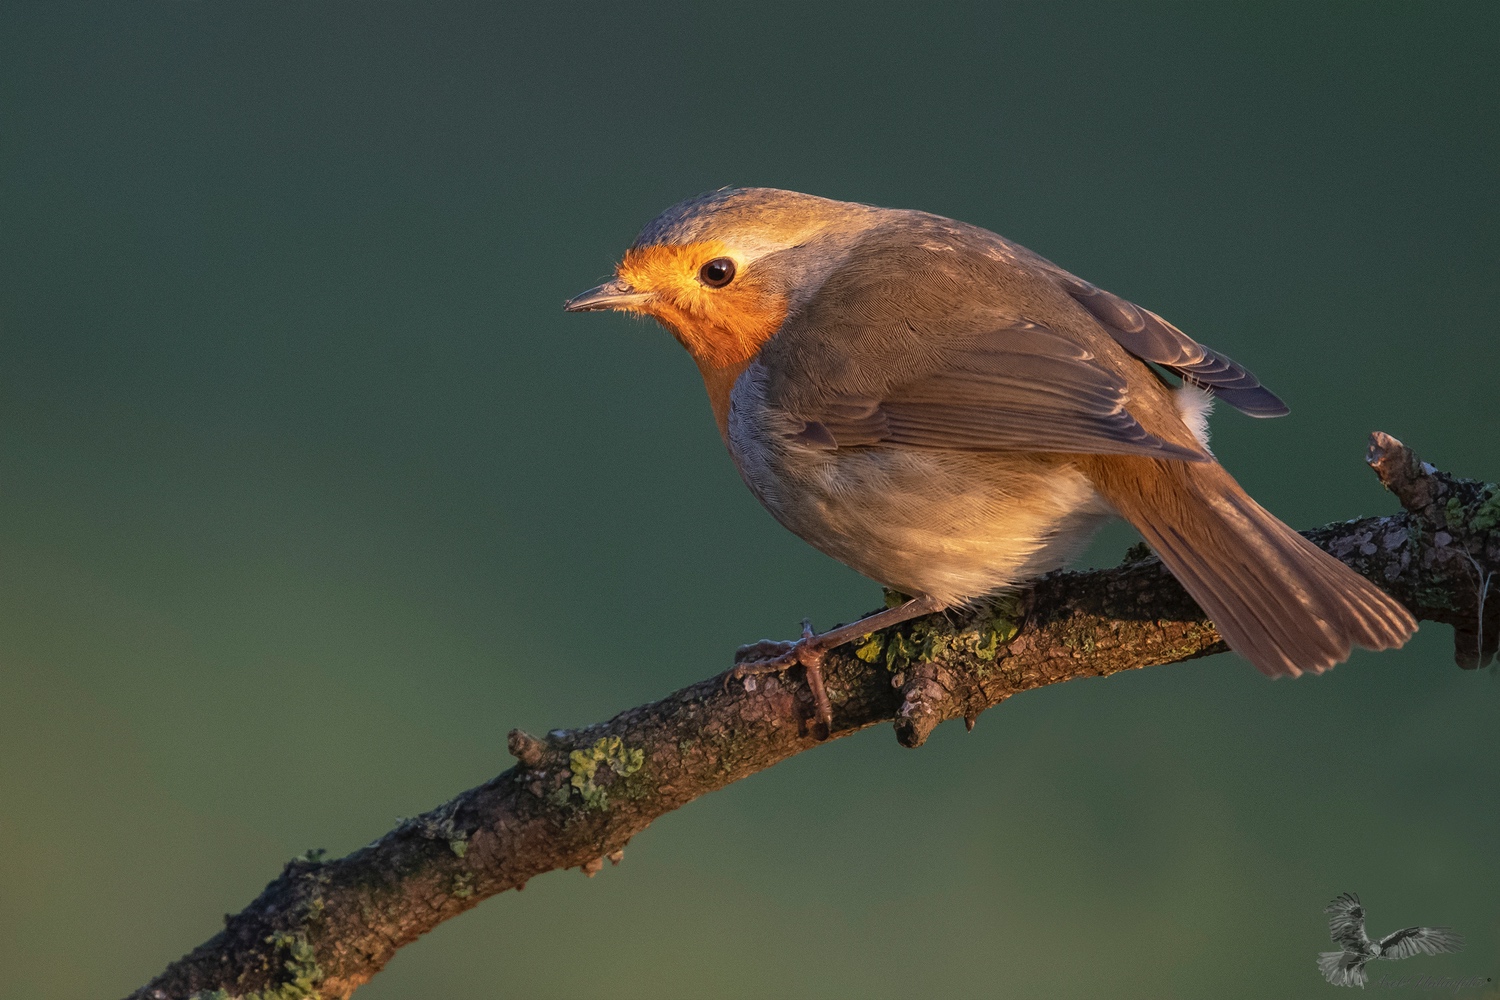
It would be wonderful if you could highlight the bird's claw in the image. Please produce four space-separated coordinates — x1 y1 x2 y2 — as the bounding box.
725 619 833 738
731 639 800 667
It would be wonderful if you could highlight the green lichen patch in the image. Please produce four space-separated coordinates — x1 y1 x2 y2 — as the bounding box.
1446 496 1467 529
1440 485 1500 536
971 615 1018 663
402 805 474 863
1470 487 1500 532
204 931 324 1000
853 597 1020 675
568 736 646 811
970 595 1022 660
861 620 946 673
853 631 886 664
191 890 330 1000
447 831 468 859
452 872 475 899
302 895 325 925
1061 625 1098 654
882 588 911 609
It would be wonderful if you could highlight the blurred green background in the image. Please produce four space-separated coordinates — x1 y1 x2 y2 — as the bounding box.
2 4 1496 998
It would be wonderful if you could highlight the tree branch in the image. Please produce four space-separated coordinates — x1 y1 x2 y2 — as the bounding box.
129 433 1498 1000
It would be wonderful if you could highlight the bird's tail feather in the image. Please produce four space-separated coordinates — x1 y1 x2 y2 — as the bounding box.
1319 950 1369 988
1082 456 1416 676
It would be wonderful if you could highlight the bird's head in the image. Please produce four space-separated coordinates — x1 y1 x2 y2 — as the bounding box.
565 187 875 369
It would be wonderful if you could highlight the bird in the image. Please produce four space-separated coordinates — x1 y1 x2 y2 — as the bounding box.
1318 892 1463 988
564 187 1416 734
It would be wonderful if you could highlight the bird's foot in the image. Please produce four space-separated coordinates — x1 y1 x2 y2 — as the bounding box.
728 619 833 738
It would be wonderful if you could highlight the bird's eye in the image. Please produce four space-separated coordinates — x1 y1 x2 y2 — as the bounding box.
698 257 736 288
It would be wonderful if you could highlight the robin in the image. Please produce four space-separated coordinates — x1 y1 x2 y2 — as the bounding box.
565 187 1416 733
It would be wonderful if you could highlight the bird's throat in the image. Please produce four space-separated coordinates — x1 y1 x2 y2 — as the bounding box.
641 300 783 443
695 356 752 443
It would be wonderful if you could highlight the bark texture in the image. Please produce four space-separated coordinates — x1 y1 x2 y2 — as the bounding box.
129 434 1497 1000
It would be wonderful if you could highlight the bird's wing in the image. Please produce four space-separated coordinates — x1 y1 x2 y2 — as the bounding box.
1377 926 1465 960
756 220 1263 458
783 319 1210 461
1326 893 1371 949
1045 270 1289 418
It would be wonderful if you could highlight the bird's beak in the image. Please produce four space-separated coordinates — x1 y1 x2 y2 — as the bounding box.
563 278 650 313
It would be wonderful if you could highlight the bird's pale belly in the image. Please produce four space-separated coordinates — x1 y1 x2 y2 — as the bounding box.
731 435 1115 607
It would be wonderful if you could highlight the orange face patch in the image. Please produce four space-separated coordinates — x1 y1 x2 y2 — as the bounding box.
615 241 789 371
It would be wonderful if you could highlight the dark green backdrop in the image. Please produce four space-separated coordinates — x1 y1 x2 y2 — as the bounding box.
2 4 1495 998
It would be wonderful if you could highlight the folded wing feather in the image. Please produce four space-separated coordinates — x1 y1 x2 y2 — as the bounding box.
801 321 1211 460
1052 272 1290 418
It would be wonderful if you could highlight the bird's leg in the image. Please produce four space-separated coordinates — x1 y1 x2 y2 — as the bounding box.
729 596 945 737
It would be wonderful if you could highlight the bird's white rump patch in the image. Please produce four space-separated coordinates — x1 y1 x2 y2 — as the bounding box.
1176 382 1215 452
